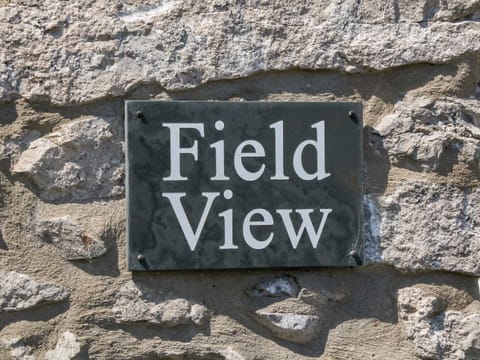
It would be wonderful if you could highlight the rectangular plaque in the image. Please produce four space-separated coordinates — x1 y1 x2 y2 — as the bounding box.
126 101 363 271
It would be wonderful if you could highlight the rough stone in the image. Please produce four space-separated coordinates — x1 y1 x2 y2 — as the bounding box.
246 275 300 298
254 311 320 344
298 287 347 306
365 182 480 275
0 131 42 163
1 1 480 104
0 337 35 360
36 217 106 261
112 281 211 327
143 346 246 360
11 117 124 202
0 62 17 103
0 271 69 312
44 331 82 360
376 96 480 174
218 347 246 360
398 285 480 360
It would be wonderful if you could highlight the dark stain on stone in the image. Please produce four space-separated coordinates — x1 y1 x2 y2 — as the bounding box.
0 227 7 250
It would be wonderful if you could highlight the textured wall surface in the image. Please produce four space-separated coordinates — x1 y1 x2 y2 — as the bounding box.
1 0 480 359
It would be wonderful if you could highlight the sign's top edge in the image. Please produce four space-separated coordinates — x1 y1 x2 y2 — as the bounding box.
125 100 363 105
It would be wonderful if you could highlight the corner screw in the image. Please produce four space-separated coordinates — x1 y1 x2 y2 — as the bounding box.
136 111 144 119
348 111 359 125
137 254 145 261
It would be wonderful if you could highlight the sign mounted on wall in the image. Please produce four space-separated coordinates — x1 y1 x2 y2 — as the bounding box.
125 101 363 271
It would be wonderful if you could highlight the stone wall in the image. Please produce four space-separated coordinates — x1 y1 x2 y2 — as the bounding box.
0 0 480 359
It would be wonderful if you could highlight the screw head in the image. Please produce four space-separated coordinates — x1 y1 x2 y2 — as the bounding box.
136 111 143 119
137 254 145 261
348 111 359 125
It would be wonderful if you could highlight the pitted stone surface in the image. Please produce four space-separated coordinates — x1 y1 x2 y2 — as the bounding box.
112 281 211 327
0 337 36 360
218 347 246 360
254 311 320 344
11 117 123 202
377 97 480 173
44 331 82 360
139 346 246 360
365 182 480 275
247 275 300 298
398 285 480 360
1 1 480 104
36 217 106 261
0 131 42 164
0 271 69 312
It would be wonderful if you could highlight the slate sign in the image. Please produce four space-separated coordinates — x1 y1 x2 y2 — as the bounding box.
125 101 363 271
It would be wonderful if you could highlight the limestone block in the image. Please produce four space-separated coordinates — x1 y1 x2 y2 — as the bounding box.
398 285 480 360
246 275 300 298
151 346 246 360
44 331 82 360
0 337 36 360
254 311 320 344
36 217 106 260
1 1 480 104
377 97 480 173
218 347 245 360
112 281 211 327
365 182 480 275
11 117 123 202
0 271 68 312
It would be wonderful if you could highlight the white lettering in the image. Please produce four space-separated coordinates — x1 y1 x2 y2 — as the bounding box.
162 192 220 251
210 140 230 180
234 140 266 181
270 120 289 180
276 208 332 249
162 123 204 181
243 209 274 249
219 209 238 249
293 121 330 181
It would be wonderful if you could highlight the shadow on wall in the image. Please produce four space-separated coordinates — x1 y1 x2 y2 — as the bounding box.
144 62 459 105
0 300 70 330
363 125 390 194
0 102 17 126
71 218 122 277
1 59 462 206
116 266 479 357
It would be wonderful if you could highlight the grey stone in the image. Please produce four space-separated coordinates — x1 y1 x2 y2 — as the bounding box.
254 311 320 344
112 281 211 327
298 288 347 306
247 275 300 298
365 182 480 275
0 131 42 163
0 271 68 312
44 331 82 360
147 347 245 360
1 1 480 104
0 337 36 360
11 117 124 202
0 63 17 103
218 348 246 360
36 217 106 260
376 97 480 173
398 286 480 360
